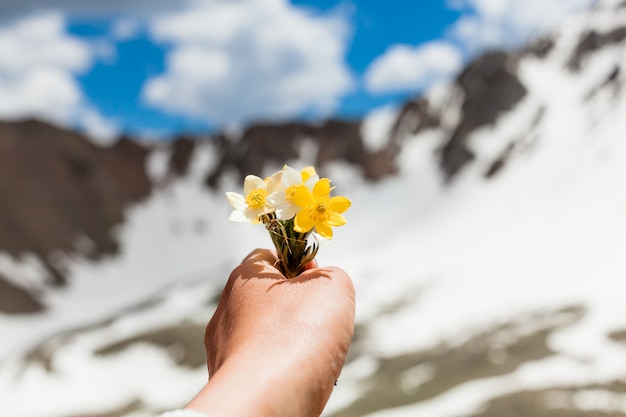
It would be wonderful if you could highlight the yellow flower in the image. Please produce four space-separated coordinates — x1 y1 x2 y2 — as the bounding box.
293 178 351 240
268 165 319 220
225 175 274 222
300 166 317 182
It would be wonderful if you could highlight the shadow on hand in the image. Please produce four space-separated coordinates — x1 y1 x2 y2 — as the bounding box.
234 248 333 290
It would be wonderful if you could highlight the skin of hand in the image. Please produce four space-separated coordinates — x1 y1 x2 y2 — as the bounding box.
184 249 356 417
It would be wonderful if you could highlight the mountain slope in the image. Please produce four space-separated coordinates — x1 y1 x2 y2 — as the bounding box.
2 1 626 416
0 117 395 314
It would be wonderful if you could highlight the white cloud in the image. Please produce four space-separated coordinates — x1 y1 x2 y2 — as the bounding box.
447 0 596 52
0 12 118 140
0 13 90 76
142 0 353 127
0 0 191 22
364 41 463 94
111 17 142 40
0 67 81 122
364 0 595 95
0 13 88 122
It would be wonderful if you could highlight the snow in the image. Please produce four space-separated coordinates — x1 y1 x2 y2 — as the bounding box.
0 142 265 360
0 251 50 292
325 5 626 415
3 346 206 417
360 105 399 152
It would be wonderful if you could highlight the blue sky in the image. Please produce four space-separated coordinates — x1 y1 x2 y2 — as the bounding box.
0 0 595 141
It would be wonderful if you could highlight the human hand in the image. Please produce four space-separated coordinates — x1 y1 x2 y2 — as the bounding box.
185 249 355 417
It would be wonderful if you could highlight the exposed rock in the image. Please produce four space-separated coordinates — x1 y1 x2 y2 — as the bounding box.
524 36 556 59
608 328 626 344
468 384 626 417
440 52 527 180
329 306 584 417
205 118 397 188
0 115 399 314
585 65 622 101
568 27 626 71
392 98 441 139
0 274 43 314
484 142 516 179
3 3 623 317
388 97 441 156
95 322 206 368
167 136 196 177
0 120 152 288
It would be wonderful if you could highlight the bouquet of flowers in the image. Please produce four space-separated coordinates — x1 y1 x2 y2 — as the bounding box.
225 165 351 278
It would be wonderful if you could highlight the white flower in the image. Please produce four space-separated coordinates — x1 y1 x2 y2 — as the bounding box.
225 175 275 223
268 165 319 220
264 168 284 194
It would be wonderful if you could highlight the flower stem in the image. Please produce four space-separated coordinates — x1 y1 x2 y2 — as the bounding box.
263 214 318 278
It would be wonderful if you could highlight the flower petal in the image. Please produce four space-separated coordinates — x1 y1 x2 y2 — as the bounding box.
294 209 315 232
270 179 302 219
329 196 351 213
327 212 346 227
313 178 331 198
225 192 246 210
301 166 317 182
315 222 333 240
244 175 265 195
282 166 301 187
303 175 319 189
276 204 298 221
266 190 286 208
293 185 312 208
228 210 248 222
244 206 267 221
265 170 283 194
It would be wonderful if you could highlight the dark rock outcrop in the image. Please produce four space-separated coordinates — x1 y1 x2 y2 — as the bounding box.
524 36 556 59
440 52 527 180
168 136 196 177
205 119 397 189
568 27 626 71
0 120 152 286
0 274 43 314
0 117 397 314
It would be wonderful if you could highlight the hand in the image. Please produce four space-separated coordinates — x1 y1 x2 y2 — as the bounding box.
185 249 356 417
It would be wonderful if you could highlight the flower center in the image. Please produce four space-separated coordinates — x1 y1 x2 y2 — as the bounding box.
246 188 268 209
310 197 330 221
285 185 298 203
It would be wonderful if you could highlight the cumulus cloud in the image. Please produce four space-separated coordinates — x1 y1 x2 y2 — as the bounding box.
0 13 88 121
364 41 463 94
364 0 595 95
111 17 142 40
0 0 190 22
447 0 596 53
0 13 118 141
142 0 353 127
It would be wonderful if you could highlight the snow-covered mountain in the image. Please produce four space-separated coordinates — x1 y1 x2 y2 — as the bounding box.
2 0 626 416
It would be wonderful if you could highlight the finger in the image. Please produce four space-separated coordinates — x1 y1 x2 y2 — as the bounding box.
296 266 354 297
302 258 319 270
241 248 277 265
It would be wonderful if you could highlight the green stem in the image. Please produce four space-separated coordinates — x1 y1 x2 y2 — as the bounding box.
264 214 318 278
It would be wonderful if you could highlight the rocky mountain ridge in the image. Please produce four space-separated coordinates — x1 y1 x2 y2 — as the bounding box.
1 0 625 318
